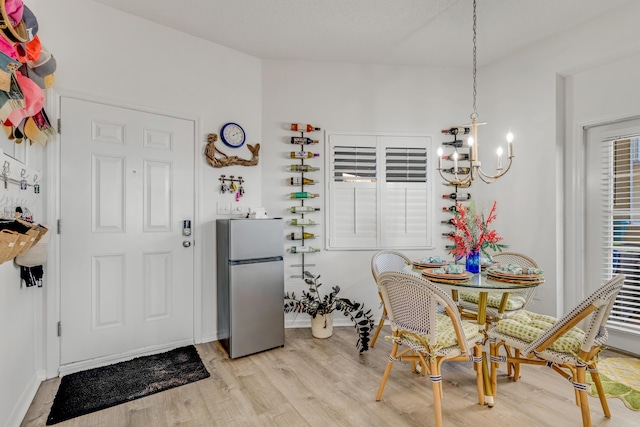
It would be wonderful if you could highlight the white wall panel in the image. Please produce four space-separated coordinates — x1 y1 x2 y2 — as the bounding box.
143 160 172 232
144 252 172 321
143 129 172 151
92 121 125 145
92 155 125 233
91 255 125 329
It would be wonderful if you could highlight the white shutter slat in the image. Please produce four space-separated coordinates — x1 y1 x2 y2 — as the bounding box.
602 136 640 335
327 133 431 250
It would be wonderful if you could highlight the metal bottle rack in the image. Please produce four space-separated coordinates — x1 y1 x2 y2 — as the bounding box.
288 125 321 279
441 130 472 249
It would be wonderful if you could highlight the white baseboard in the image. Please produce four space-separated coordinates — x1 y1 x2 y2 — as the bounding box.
58 339 194 376
5 369 46 427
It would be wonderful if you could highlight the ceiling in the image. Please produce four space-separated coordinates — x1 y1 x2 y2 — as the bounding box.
93 0 632 68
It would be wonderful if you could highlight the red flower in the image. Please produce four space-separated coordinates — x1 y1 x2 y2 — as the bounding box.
446 201 505 259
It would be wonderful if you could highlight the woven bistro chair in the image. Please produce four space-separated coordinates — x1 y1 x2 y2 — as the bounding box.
370 251 413 348
457 252 540 323
487 274 625 427
375 271 485 427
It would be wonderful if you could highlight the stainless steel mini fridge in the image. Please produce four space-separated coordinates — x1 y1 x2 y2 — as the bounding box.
216 218 285 358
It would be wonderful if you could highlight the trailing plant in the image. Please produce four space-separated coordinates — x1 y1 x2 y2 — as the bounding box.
284 271 375 353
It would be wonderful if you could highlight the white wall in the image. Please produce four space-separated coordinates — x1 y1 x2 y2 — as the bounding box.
5 0 640 425
0 152 45 427
2 0 263 425
474 0 640 316
262 60 469 325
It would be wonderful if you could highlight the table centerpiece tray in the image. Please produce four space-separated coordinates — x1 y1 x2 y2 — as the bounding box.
486 267 542 280
421 268 472 284
485 274 545 285
413 261 448 269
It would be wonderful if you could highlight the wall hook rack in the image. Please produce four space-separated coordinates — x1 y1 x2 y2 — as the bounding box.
219 175 245 198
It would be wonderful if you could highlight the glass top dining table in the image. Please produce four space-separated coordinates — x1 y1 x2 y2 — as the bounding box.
409 266 545 406
409 266 544 326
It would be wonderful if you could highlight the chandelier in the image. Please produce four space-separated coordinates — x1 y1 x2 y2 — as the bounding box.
437 0 514 185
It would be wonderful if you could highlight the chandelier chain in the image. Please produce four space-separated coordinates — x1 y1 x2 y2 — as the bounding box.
471 0 478 120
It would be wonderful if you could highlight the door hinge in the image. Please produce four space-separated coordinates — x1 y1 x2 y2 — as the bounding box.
57 321 61 337
57 219 61 234
57 118 61 134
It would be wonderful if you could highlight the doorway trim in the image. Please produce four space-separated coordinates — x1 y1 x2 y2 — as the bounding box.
44 90 202 378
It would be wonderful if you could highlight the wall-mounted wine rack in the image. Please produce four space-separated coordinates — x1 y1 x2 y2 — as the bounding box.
288 123 322 279
440 127 472 250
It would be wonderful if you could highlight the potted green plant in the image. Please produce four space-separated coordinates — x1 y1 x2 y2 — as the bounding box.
284 271 375 353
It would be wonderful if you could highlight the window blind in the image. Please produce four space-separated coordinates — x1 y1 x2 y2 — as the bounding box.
327 133 431 250
601 137 640 334
385 147 427 183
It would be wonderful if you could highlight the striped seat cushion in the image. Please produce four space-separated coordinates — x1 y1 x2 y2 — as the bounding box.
459 291 526 311
495 310 585 353
402 314 481 348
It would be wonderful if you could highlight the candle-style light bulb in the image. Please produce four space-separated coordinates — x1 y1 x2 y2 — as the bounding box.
452 151 459 172
496 146 503 169
506 130 514 157
437 147 443 169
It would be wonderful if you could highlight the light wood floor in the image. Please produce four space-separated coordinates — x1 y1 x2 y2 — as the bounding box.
21 327 639 427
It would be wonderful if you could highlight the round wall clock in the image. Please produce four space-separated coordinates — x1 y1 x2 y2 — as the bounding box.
220 122 246 148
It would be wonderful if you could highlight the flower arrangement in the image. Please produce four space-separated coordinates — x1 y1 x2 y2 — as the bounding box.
446 201 506 260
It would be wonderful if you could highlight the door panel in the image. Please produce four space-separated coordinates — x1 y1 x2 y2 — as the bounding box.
59 97 195 366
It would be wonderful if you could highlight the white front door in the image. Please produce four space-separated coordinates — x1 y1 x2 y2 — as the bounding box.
59 97 195 367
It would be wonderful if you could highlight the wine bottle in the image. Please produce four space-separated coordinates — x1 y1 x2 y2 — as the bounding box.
290 232 315 240
290 177 315 186
442 181 471 188
291 136 319 144
441 139 465 148
290 192 319 199
291 218 316 226
442 193 471 200
441 167 471 174
442 232 455 237
289 164 320 172
441 219 455 225
442 206 458 212
291 206 320 213
291 123 321 132
442 127 471 135
290 151 320 159
442 153 470 161
290 246 320 253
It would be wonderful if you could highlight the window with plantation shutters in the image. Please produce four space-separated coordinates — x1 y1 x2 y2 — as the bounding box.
326 133 432 250
599 135 640 337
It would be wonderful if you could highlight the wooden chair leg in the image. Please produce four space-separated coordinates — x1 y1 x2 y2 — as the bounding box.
475 343 485 405
376 341 397 401
575 365 593 427
489 340 498 400
513 349 521 382
589 367 611 418
371 307 387 348
430 358 443 427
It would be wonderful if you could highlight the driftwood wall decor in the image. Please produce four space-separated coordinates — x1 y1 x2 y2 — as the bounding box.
205 133 260 168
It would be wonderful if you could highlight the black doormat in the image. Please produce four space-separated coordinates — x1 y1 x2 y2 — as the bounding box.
46 345 210 425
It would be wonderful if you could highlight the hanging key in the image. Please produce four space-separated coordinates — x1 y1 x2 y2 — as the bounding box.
20 178 27 190
34 183 40 194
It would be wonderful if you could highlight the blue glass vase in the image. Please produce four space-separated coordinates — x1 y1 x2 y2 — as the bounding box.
465 249 481 273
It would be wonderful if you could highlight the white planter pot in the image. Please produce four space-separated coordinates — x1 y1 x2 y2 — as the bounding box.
310 313 334 339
